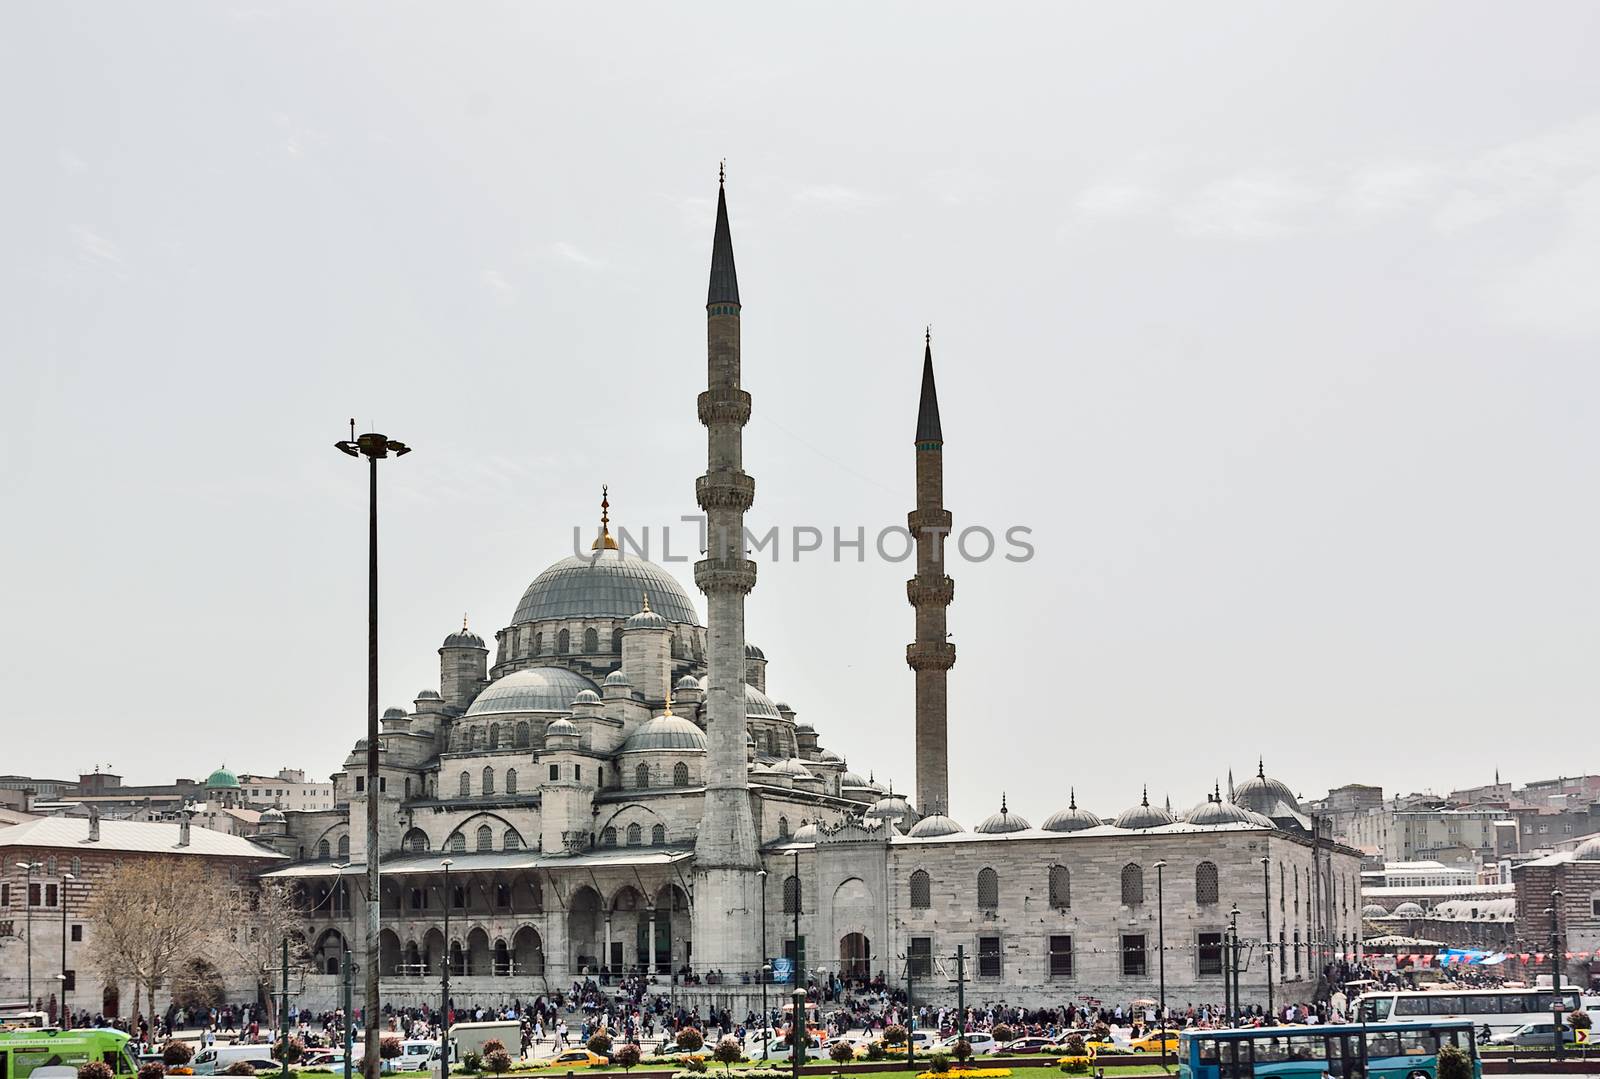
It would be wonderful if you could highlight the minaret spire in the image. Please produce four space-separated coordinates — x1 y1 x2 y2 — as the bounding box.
908 329 955 816
691 168 761 974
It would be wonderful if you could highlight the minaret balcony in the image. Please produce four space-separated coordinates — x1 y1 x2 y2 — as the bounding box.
697 388 752 426
906 575 955 606
695 472 755 512
694 556 758 595
907 508 953 534
906 640 957 671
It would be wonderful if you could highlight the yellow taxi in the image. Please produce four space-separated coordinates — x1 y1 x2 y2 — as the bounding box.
1128 1031 1181 1054
532 1049 611 1069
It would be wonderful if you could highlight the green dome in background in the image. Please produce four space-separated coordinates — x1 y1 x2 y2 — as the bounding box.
204 765 240 789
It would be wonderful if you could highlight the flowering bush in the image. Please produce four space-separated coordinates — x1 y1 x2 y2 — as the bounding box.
381 1035 405 1061
587 1030 614 1058
222 1064 256 1078
162 1043 194 1068
829 1041 855 1064
882 1025 909 1046
484 1048 513 1076
138 1063 166 1079
612 1044 642 1073
274 1036 305 1065
1570 1010 1592 1030
79 1064 115 1079
713 1035 743 1071
991 1025 1014 1045
918 1071 1011 1079
675 1028 704 1053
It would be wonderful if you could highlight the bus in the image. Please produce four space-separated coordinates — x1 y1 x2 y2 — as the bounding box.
0 1028 141 1079
1179 1021 1480 1079
1352 988 1581 1034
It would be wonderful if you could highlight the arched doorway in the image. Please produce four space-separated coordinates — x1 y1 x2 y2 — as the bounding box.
493 939 510 977
102 983 119 1018
422 928 445 976
466 928 491 976
839 933 870 980
569 886 602 974
379 929 402 976
512 927 545 977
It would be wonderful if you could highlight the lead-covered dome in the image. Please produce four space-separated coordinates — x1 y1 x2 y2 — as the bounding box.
1574 835 1600 860
1362 903 1390 918
512 552 701 626
1185 785 1257 827
909 813 964 838
1113 788 1176 830
465 667 600 716
1393 902 1425 917
973 797 1031 834
620 714 708 753
1042 790 1102 833
745 684 782 719
1234 759 1302 815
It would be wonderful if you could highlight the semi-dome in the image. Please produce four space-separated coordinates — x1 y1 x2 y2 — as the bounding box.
745 642 765 660
603 670 631 686
258 807 286 824
383 706 407 719
1042 790 1101 833
573 689 601 705
205 766 239 790
973 796 1031 834
1362 903 1390 918
909 813 964 838
840 771 869 788
1574 835 1600 860
465 667 600 716
1393 902 1425 917
620 714 708 753
745 684 782 719
1113 788 1176 830
511 552 701 626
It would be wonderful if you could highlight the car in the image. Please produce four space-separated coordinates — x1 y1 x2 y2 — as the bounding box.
1128 1031 1181 1054
937 1031 997 1055
532 1049 610 1069
388 1040 439 1073
1488 1022 1576 1048
999 1037 1058 1055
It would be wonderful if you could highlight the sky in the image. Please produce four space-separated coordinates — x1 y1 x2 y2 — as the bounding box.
3 3 1599 828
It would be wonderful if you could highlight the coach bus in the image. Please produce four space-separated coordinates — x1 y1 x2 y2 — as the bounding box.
1353 987 1581 1034
1179 1021 1480 1079
0 1027 140 1079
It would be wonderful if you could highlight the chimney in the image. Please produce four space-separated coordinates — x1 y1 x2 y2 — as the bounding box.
87 805 101 843
178 814 191 847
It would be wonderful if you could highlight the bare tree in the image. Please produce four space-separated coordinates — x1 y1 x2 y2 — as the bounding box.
85 858 229 1030
221 878 312 1028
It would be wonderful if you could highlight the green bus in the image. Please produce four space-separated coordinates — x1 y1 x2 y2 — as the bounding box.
0 1028 141 1079
1179 1021 1481 1079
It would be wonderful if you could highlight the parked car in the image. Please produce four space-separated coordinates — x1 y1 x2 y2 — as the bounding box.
937 1032 997 1055
388 1041 439 1073
531 1049 610 1069
1128 1031 1181 1054
1488 1022 1575 1048
999 1037 1058 1055
192 1044 278 1075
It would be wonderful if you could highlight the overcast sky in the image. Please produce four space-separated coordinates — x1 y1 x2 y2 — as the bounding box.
4 3 1599 827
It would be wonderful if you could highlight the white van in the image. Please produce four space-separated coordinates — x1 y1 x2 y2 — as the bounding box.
447 1022 521 1063
192 1044 277 1075
387 1040 439 1073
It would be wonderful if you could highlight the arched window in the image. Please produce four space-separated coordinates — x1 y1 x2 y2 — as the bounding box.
505 768 518 795
514 722 530 748
337 835 350 860
651 824 666 846
449 833 466 853
533 632 543 656
773 816 787 838
636 764 650 789
611 628 623 653
318 839 331 861
783 875 801 914
627 823 642 846
474 825 492 851
673 761 690 787
482 767 495 796
406 829 429 853
602 827 617 847
489 724 501 749
504 830 521 851
909 869 932 909
1049 865 1070 909
558 629 570 654
584 627 599 653
1121 863 1144 906
766 729 777 755
977 867 999 910
70 856 81 877
1195 861 1219 905
459 771 470 797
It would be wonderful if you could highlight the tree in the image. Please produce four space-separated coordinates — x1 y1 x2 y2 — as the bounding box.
613 1044 642 1073
1570 1010 1592 1031
80 1064 115 1079
829 1041 855 1066
480 1041 506 1057
713 1036 743 1072
84 857 231 1032
222 878 313 1031
1436 1044 1471 1079
162 1042 194 1068
991 1025 1014 1045
881 1026 908 1047
587 1030 614 1059
274 1037 305 1066
675 1028 704 1054
138 1063 167 1079
951 1039 973 1064
483 1049 513 1077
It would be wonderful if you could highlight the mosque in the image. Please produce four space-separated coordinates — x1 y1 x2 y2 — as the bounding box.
264 177 1363 1012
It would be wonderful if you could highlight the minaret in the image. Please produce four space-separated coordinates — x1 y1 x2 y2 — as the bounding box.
908 330 956 815
690 166 762 974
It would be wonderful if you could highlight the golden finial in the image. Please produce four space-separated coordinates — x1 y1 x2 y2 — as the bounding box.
641 591 651 613
664 676 674 717
591 485 619 551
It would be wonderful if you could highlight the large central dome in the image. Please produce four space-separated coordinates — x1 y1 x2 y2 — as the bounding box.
511 552 702 626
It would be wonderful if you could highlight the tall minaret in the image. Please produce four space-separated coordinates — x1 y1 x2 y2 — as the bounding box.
690 167 762 975
907 331 955 815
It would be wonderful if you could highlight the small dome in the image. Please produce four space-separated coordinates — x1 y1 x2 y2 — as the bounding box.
771 758 814 779
620 714 708 753
417 689 442 700
792 822 820 842
675 675 700 690
603 670 631 686
1393 902 1425 917
745 684 781 719
383 706 407 719
817 748 843 763
205 766 239 790
545 717 578 737
573 689 601 705
840 771 870 789
973 797 1031 834
626 605 669 631
745 642 765 660
1041 790 1102 833
794 722 815 733
1362 903 1390 918
774 701 794 713
867 795 913 820
1185 785 1256 827
259 807 286 824
909 813 964 838
1113 788 1176 830
1574 835 1600 860
443 626 486 648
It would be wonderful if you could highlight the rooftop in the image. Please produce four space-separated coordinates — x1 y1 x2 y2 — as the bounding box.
0 816 286 859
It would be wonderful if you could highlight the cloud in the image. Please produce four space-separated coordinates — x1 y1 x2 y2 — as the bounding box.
1338 163 1439 217
69 224 125 277
1074 184 1162 221
481 269 514 298
1175 171 1324 237
793 184 884 211
1488 176 1600 340
544 241 605 269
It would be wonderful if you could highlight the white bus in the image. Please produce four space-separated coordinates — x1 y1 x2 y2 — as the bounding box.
1352 987 1582 1033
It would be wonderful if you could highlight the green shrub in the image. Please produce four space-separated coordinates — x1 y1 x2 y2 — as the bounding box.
274 1037 306 1065
612 1045 641 1073
587 1031 614 1058
1436 1044 1471 1079
462 1051 483 1074
928 1052 950 1073
79 1064 115 1079
484 1049 513 1076
162 1043 194 1068
991 1025 1014 1044
684 1059 708 1074
865 1041 886 1061
222 1064 256 1078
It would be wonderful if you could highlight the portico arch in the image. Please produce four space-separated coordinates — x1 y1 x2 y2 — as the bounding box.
512 925 546 977
569 886 603 974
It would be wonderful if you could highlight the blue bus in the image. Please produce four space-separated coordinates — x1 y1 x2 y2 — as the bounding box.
1179 1021 1481 1079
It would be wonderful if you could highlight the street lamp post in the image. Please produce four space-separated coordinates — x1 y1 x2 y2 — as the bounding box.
1228 906 1241 1026
335 422 411 1079
333 863 356 1079
1550 890 1564 1063
441 859 453 1079
757 869 769 1061
1261 856 1274 1020
15 861 41 1008
791 850 804 1079
59 871 74 1021
1153 861 1167 1070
